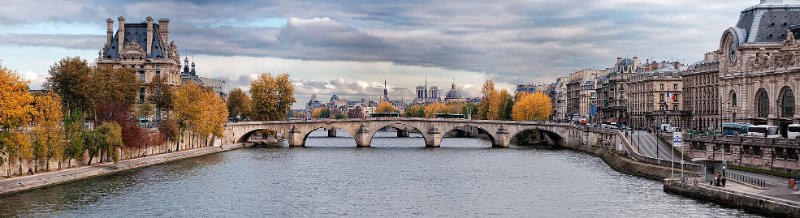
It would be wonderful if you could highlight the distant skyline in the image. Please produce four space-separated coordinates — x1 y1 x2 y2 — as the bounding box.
0 0 754 108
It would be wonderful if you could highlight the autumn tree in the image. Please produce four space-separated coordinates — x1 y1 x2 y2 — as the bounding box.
375 101 397 113
227 88 251 121
89 66 140 110
512 91 553 121
311 108 331 119
0 67 34 172
159 118 179 151
250 73 295 121
403 105 425 117
172 83 228 148
31 91 65 171
478 80 496 120
424 102 447 118
46 57 92 114
173 83 204 149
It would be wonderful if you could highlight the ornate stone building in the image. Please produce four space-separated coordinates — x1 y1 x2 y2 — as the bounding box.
96 16 182 104
719 0 800 136
627 61 686 129
683 52 720 131
597 57 640 126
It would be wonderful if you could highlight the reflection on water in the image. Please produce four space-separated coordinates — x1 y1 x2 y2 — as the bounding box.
0 130 759 217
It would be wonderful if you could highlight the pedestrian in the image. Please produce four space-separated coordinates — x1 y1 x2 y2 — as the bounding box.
715 172 721 186
721 175 727 187
28 168 33 175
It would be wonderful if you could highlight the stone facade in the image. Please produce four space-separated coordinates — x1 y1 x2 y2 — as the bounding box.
719 1 800 135
597 57 639 126
96 16 182 104
683 53 721 131
627 61 686 129
683 134 800 173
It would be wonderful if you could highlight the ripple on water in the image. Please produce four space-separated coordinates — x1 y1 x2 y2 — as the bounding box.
0 130 760 217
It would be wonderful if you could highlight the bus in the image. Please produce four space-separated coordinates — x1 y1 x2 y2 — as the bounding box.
788 124 800 139
747 125 779 138
721 123 750 136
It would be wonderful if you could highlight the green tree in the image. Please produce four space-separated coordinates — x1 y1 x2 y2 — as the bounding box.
46 57 92 114
497 89 513 120
403 105 425 117
63 111 84 168
227 88 251 121
147 75 174 121
95 122 123 164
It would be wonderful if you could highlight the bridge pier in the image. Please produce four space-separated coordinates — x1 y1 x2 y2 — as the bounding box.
355 124 371 147
397 128 409 138
492 126 511 148
287 126 305 147
425 127 442 147
328 128 336 137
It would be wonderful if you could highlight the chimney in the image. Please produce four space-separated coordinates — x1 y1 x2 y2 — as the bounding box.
117 16 125 52
158 18 170 45
615 57 622 65
146 16 153 55
106 18 113 52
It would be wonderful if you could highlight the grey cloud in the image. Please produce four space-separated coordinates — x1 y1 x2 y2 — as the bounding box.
0 0 753 87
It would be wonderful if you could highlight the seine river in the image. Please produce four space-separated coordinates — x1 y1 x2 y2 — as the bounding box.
0 130 758 217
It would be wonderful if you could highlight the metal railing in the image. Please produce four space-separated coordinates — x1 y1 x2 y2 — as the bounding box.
726 171 768 189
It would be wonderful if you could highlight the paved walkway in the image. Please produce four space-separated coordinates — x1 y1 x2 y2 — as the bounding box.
0 143 248 196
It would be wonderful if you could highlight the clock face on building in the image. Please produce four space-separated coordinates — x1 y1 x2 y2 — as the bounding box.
728 41 737 64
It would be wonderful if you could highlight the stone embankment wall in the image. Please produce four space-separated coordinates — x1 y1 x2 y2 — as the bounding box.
1 132 224 178
664 179 800 217
0 143 248 196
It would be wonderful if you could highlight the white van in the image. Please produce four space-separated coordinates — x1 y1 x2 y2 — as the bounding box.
788 124 800 139
747 125 780 138
659 124 673 131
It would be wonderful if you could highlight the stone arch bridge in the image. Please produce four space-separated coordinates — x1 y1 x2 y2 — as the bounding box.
224 118 588 148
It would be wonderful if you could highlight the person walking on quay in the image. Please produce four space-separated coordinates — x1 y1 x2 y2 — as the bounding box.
714 172 721 186
721 175 726 187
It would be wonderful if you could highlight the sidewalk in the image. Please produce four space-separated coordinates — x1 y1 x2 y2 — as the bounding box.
0 143 249 196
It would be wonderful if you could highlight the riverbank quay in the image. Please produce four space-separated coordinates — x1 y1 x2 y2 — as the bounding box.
0 143 250 196
563 126 800 216
664 178 800 217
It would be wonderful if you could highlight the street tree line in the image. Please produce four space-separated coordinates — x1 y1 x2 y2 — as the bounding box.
0 56 230 176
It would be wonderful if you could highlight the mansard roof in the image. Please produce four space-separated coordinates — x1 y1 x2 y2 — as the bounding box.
734 0 800 44
105 22 168 59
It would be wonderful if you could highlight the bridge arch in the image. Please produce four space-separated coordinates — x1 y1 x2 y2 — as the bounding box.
508 127 566 147
366 122 428 147
234 125 289 144
439 124 498 147
301 126 359 147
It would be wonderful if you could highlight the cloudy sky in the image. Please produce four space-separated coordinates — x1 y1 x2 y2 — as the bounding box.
0 0 754 108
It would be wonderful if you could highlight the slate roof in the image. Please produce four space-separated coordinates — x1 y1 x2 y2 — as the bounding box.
105 23 167 59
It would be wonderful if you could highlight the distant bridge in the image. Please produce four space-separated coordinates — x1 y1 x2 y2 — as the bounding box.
223 118 582 147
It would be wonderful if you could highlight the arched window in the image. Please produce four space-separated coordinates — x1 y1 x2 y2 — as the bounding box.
731 91 737 107
757 89 769 118
781 87 794 117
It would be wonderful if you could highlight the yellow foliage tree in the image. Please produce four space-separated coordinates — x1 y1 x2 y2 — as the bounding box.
173 83 204 148
250 73 295 121
31 91 65 171
375 101 397 113
512 91 553 121
424 102 446 118
0 67 34 170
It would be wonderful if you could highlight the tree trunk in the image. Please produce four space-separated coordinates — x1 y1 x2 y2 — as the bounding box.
88 155 93 165
46 157 50 171
68 157 72 168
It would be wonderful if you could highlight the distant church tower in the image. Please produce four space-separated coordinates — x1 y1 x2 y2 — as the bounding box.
383 79 389 101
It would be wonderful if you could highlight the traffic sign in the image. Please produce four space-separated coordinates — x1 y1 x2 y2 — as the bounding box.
673 132 682 147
